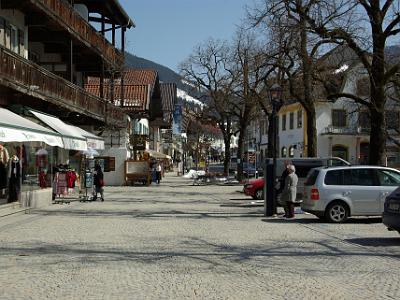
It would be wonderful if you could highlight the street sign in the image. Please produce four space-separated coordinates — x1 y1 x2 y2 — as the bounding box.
130 134 148 150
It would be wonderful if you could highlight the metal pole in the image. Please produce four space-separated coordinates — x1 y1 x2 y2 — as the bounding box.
272 102 278 215
265 101 278 216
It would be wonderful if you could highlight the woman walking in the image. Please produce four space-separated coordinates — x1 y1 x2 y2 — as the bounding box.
281 164 298 218
93 163 104 201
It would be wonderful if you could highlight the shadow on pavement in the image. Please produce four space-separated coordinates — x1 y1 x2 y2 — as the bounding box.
261 218 322 224
345 237 400 247
1 236 400 269
262 216 383 225
31 209 264 219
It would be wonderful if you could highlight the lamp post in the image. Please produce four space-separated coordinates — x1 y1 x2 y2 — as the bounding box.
265 83 283 217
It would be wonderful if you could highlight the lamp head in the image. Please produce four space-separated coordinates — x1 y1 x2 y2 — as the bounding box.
269 83 283 103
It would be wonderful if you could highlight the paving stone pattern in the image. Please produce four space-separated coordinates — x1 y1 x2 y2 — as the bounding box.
0 173 399 299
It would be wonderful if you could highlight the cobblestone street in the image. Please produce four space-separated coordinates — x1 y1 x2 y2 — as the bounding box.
1 173 400 300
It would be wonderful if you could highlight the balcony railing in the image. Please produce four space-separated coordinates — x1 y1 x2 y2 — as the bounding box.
0 47 125 127
31 0 124 68
324 125 369 135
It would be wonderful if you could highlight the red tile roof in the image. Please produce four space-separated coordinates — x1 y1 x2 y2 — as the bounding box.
85 69 177 115
85 69 157 112
160 83 176 112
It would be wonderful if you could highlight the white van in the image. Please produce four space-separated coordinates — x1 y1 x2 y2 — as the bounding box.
302 165 400 222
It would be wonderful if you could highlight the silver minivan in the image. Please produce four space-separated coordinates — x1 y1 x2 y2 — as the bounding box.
301 165 400 222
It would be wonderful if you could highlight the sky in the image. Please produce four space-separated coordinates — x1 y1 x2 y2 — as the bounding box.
118 0 252 72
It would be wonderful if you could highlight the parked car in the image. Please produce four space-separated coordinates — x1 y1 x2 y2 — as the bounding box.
383 186 400 234
242 157 350 201
243 178 264 200
302 165 400 223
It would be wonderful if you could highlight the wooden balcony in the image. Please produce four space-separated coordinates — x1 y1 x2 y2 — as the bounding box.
30 0 124 69
0 47 126 127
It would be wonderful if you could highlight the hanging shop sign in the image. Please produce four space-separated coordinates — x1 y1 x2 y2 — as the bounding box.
129 134 148 151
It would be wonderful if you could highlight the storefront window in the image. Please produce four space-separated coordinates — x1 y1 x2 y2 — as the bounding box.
0 142 58 205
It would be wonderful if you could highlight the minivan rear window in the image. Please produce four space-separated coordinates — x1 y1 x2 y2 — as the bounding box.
324 170 344 185
304 169 320 186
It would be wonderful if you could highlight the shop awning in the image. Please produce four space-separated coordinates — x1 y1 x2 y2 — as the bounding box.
73 127 105 150
0 108 64 147
146 149 172 159
30 110 87 151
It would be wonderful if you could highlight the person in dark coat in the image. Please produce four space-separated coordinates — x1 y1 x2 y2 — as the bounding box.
8 154 20 203
93 163 104 201
277 160 291 216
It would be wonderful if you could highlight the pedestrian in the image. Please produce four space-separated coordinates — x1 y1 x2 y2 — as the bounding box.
277 160 291 215
156 162 162 184
281 164 298 218
93 163 104 201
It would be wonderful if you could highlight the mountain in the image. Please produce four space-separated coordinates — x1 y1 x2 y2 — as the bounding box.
124 52 204 107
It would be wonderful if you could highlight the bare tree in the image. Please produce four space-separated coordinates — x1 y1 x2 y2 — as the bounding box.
229 29 271 180
179 39 236 175
248 1 334 157
293 0 400 165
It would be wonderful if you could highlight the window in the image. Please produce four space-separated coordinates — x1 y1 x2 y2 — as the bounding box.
324 170 344 185
332 109 346 127
0 17 5 47
289 145 295 157
377 169 400 186
260 120 265 135
358 111 370 130
332 145 348 161
5 21 11 49
289 112 294 129
305 170 320 186
282 114 286 131
18 29 25 56
343 169 378 186
10 25 18 53
297 110 303 128
281 147 287 157
386 111 400 130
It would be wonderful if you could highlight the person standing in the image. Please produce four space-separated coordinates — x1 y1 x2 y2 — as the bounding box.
277 160 291 216
281 164 298 219
0 144 9 197
8 154 20 203
156 162 162 184
93 163 104 201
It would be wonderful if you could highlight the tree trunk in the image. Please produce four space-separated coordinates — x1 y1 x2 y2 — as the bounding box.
223 135 231 176
236 127 245 181
368 24 387 165
305 108 317 157
300 15 317 157
369 107 386 165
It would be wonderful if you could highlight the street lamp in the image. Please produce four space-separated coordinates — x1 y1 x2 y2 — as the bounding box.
265 83 283 217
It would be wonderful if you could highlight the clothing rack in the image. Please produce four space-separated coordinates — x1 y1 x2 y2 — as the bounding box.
52 165 80 204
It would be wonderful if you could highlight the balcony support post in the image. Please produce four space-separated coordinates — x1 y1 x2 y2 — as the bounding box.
100 61 104 99
112 23 116 46
69 39 73 83
101 15 105 36
121 27 126 53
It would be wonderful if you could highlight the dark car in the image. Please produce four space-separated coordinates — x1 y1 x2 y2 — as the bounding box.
383 186 400 234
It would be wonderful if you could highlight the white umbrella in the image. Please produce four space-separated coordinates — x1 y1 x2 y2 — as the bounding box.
81 147 99 158
35 148 48 155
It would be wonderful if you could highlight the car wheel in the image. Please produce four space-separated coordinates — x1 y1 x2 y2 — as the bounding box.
255 189 263 200
325 202 348 223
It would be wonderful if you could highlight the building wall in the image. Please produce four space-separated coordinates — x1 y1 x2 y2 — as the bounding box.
0 8 28 59
101 114 130 186
278 103 305 158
